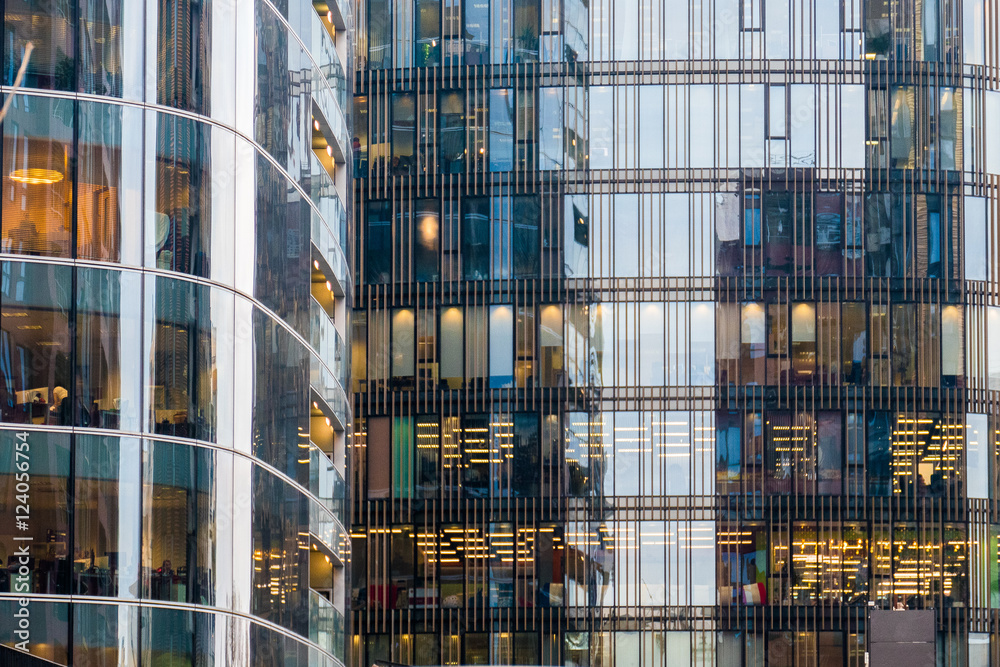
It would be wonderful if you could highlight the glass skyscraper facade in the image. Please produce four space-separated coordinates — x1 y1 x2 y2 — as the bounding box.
352 0 1000 665
0 1 352 665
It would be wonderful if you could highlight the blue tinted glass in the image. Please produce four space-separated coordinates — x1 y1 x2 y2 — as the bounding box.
489 89 514 171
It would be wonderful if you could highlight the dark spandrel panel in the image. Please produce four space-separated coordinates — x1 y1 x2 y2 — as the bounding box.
73 602 138 666
0 599 69 665
870 610 935 644
140 606 215 667
870 642 935 667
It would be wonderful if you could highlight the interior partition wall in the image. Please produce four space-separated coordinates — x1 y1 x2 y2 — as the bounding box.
351 0 1000 665
0 0 354 665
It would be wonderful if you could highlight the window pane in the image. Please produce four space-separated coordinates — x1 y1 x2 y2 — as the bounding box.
439 91 466 173
890 87 916 169
462 198 490 279
414 200 440 281
512 196 540 277
462 414 490 497
79 0 125 96
691 302 716 386
366 201 392 283
965 196 988 280
3 1 74 90
466 306 488 385
740 302 765 385
148 276 230 441
791 302 816 383
77 268 142 431
393 417 414 499
252 309 309 484
416 417 439 498
440 307 464 389
143 440 216 605
464 0 489 63
368 417 391 498
0 431 71 594
539 88 563 170
817 413 842 495
512 413 540 496
513 0 539 61
489 89 515 171
1 95 74 257
814 193 842 276
589 87 613 169
415 0 441 65
489 305 514 388
251 465 308 633
490 0 511 62
157 0 211 113
0 261 72 425
840 303 868 385
77 102 127 261
74 435 141 597
967 414 989 499
368 0 392 68
391 308 415 387
152 114 212 277
891 304 917 385
763 192 792 275
539 304 563 387
867 412 892 495
392 93 416 174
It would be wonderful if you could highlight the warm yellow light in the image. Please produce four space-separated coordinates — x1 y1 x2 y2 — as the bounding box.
10 168 63 185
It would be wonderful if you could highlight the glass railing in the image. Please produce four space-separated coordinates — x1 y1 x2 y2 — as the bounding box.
311 15 347 110
272 0 349 111
309 495 347 563
309 589 346 662
331 464 346 524
308 443 346 522
309 297 348 390
309 444 334 508
304 149 348 261
310 352 350 429
311 204 349 289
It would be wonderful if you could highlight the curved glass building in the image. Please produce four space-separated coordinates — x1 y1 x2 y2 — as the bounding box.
0 1 353 665
351 0 1000 665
